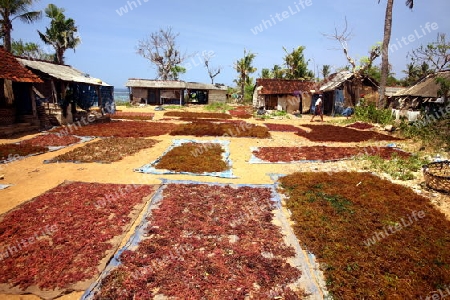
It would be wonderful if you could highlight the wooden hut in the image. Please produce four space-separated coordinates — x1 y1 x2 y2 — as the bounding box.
125 79 228 106
17 58 114 125
253 78 317 113
320 71 379 115
392 70 450 110
0 46 43 132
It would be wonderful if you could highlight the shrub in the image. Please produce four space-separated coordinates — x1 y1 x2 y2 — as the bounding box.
354 102 393 125
399 117 450 151
204 102 233 112
359 152 430 180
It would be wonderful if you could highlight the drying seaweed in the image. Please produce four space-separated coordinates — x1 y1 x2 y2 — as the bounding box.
279 172 450 299
47 137 159 163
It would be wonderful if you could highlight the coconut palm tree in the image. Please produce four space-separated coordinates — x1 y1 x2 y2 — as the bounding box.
379 0 414 108
283 46 313 80
234 49 257 100
322 65 331 80
0 0 41 52
38 4 80 64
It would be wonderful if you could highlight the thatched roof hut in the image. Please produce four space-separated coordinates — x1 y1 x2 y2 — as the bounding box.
392 70 450 109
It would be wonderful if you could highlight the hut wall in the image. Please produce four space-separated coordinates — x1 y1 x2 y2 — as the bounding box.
264 95 278 110
361 85 379 104
34 81 55 101
277 95 300 113
342 82 378 106
208 90 227 104
3 80 14 106
253 87 265 108
301 93 312 113
131 87 148 102
343 82 355 106
0 79 4 106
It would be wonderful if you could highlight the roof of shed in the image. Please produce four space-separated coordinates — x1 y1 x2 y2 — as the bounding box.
394 70 450 98
320 70 379 92
320 71 354 92
0 47 43 83
17 58 111 86
255 78 316 95
125 78 228 90
385 86 405 97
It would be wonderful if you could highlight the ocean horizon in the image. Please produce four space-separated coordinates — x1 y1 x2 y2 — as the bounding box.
114 88 129 102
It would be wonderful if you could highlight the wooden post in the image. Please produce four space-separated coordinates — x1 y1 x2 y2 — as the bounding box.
30 86 37 119
0 79 4 106
97 85 102 111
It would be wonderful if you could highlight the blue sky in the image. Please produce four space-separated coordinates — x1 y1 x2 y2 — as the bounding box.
9 0 450 88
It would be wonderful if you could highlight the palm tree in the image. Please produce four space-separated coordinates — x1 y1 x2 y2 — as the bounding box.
283 46 312 80
0 0 41 52
234 49 257 100
38 4 80 64
272 64 285 79
379 0 414 108
322 65 331 80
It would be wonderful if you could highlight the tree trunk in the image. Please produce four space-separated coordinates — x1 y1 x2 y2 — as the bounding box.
3 18 13 52
57 48 65 65
240 71 245 101
379 0 394 109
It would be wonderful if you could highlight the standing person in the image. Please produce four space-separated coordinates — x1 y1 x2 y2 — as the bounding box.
310 95 324 122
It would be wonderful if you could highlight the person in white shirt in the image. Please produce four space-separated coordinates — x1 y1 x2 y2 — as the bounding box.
310 95 324 122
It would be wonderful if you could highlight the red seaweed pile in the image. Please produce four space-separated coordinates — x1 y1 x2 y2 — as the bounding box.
296 124 402 142
0 182 155 292
253 146 410 162
55 121 176 137
164 111 232 120
264 123 301 132
93 183 305 299
279 172 450 299
170 121 271 138
47 137 159 163
229 106 253 119
0 143 47 162
20 134 81 147
346 122 375 130
110 112 154 121
155 142 227 173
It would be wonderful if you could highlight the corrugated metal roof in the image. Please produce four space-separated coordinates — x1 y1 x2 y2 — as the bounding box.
0 47 43 83
320 71 353 92
17 58 111 86
125 78 228 90
394 70 450 97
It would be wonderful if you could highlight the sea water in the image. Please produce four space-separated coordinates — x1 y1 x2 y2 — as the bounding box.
114 88 130 102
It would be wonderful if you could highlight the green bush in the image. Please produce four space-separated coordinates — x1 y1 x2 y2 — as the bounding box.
204 102 233 112
398 117 450 151
115 100 132 107
354 102 393 125
270 110 288 117
360 153 429 181
163 105 183 110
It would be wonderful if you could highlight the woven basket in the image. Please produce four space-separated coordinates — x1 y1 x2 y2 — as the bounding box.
423 161 450 193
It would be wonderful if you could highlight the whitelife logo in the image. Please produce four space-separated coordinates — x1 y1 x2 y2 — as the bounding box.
250 0 313 35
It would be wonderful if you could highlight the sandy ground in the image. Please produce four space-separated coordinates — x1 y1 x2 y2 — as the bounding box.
0 105 449 299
